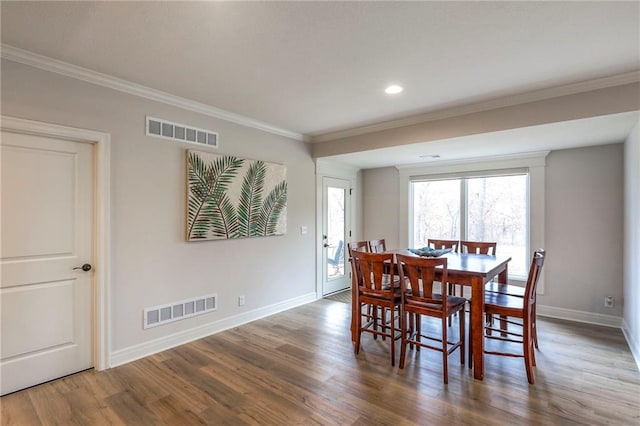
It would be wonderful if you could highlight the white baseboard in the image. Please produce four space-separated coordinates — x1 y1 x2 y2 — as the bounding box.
621 318 640 371
536 304 622 328
110 292 317 368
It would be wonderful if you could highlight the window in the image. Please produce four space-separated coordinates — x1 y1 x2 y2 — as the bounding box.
411 172 528 278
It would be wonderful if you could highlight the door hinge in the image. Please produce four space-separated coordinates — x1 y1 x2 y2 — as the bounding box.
349 188 353 195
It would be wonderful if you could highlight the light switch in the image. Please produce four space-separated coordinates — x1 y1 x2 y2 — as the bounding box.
300 226 308 235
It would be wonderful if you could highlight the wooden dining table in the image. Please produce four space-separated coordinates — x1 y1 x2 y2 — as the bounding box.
350 249 511 380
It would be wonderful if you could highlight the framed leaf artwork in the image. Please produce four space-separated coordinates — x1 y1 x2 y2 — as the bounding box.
186 150 287 241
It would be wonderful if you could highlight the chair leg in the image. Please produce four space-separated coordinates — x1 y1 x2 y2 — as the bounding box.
416 314 421 352
523 319 535 384
408 313 415 350
533 304 539 349
500 315 508 337
442 315 449 384
468 309 473 369
459 307 465 365
399 310 407 368
354 302 362 355
390 304 396 367
372 306 379 340
381 307 388 341
447 283 454 327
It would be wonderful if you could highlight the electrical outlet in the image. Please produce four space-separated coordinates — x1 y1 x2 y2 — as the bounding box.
604 296 614 308
238 295 245 306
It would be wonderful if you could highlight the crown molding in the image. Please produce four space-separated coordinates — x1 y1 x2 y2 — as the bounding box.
313 71 640 143
1 44 307 142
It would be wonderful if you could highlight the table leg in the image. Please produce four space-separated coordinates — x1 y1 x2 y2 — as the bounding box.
471 276 484 380
498 265 509 336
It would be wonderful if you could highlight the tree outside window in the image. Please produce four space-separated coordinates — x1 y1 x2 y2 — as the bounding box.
411 173 528 277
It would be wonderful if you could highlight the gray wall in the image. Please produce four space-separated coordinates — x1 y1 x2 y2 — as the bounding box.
539 144 623 316
363 168 399 248
623 124 639 364
362 144 625 317
1 60 316 353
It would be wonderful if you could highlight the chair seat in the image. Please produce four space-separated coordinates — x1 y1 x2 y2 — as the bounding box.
484 292 525 311
360 291 402 303
485 282 525 297
406 294 466 313
434 293 468 309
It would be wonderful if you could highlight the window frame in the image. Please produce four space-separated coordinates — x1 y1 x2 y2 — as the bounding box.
397 153 548 289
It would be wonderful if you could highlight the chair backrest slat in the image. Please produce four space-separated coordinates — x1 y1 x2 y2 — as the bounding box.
368 239 386 253
428 239 459 252
460 240 496 255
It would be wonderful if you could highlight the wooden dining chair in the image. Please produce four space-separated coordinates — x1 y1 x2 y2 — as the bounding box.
396 254 466 384
348 241 388 341
368 238 386 253
483 249 545 384
352 250 403 366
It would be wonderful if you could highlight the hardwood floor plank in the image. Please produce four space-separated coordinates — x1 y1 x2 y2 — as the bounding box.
0 391 41 425
1 299 638 425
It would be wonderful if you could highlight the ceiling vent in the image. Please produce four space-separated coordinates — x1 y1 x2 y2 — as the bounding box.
146 116 218 148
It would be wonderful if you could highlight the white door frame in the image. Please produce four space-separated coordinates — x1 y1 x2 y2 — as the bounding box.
1 116 111 370
315 159 358 299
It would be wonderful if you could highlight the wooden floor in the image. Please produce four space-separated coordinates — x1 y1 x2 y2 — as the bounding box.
2 299 639 425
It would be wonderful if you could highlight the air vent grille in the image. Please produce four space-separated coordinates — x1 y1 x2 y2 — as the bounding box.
146 116 218 148
143 294 217 329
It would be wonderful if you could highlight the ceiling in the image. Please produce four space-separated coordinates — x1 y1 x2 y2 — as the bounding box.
1 1 639 168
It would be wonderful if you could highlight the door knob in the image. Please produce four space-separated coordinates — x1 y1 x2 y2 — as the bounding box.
73 263 92 272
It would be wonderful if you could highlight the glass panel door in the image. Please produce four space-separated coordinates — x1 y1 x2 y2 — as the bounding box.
322 177 350 295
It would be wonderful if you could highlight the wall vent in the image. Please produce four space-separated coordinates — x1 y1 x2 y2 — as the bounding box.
143 293 217 329
146 116 218 148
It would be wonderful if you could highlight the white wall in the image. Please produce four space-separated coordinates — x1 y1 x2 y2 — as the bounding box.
1 60 316 361
362 144 625 320
623 124 640 367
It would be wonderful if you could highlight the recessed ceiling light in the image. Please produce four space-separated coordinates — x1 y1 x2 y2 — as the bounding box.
385 85 403 95
419 154 441 159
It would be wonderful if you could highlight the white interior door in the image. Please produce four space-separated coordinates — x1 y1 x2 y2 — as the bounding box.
1 129 94 395
321 177 351 296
